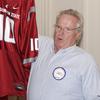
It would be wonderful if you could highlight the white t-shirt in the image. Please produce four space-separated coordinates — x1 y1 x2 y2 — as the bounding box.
27 36 100 100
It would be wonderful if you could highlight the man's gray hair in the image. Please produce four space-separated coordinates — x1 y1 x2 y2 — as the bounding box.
56 9 83 34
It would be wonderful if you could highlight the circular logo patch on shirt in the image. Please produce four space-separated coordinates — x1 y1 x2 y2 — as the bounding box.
53 67 66 80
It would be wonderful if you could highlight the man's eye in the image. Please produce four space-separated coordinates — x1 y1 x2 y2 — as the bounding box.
66 28 70 31
56 26 61 30
57 26 61 29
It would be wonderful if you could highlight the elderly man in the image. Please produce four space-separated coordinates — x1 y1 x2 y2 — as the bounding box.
27 9 100 100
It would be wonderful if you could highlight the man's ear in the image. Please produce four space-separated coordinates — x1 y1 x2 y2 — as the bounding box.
76 32 81 46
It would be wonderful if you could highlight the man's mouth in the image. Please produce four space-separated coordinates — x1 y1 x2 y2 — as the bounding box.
57 37 63 40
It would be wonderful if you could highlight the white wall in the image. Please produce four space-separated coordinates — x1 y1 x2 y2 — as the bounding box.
83 0 100 66
35 0 52 36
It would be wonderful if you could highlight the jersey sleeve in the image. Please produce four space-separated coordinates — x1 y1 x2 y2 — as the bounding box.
19 0 38 81
20 0 38 67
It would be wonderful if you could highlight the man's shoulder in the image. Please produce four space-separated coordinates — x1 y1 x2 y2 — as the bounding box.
75 46 97 65
38 35 53 53
39 35 53 42
39 35 53 47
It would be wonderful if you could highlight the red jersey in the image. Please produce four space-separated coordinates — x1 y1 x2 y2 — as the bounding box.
0 0 38 97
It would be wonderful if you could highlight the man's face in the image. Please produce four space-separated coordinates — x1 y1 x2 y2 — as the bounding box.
54 14 80 52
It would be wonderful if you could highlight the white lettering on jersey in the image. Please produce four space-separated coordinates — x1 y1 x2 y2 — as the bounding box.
0 15 3 41
30 38 38 51
5 4 9 8
5 16 15 43
13 7 19 10
35 38 38 50
30 38 34 51
0 7 20 19
0 15 15 43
